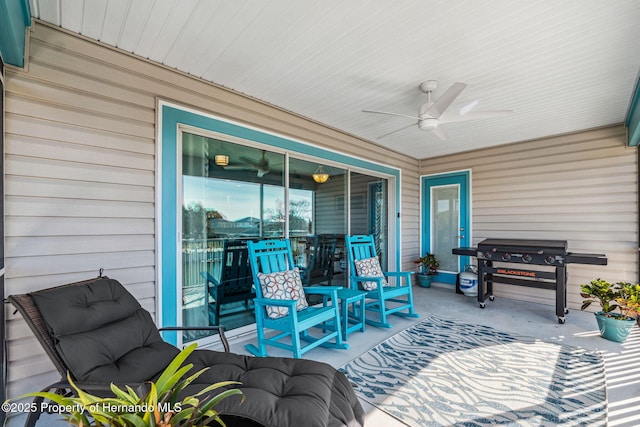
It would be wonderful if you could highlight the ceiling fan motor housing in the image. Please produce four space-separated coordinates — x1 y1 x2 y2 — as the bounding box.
419 80 439 93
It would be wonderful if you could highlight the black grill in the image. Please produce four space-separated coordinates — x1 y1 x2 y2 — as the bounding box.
453 238 607 323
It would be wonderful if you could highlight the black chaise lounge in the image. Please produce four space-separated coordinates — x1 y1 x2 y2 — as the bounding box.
7 275 364 427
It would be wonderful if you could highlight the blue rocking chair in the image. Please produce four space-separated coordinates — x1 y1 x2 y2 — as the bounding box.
246 239 348 358
345 234 419 328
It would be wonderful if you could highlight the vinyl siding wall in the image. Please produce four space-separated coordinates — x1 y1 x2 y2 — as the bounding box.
3 22 420 405
420 125 638 308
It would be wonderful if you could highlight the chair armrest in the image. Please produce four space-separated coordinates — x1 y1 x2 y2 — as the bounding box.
383 271 415 277
200 271 220 287
349 275 385 283
159 326 229 352
253 297 298 308
382 271 414 285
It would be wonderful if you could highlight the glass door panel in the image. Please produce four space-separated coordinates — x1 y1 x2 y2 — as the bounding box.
181 133 284 343
288 158 347 288
350 172 388 269
432 185 459 272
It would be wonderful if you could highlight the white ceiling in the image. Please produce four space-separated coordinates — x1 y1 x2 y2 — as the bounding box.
29 0 640 159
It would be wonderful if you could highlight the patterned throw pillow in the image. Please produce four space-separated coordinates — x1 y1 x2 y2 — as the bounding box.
353 257 387 291
258 267 309 319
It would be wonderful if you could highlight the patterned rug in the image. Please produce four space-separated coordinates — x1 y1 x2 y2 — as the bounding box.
340 315 607 426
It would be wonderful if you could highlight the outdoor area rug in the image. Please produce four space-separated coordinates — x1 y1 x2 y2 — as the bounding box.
339 315 607 426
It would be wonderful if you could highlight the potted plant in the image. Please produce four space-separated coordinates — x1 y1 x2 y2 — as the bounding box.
616 281 640 327
6 343 244 427
414 252 439 288
580 278 637 343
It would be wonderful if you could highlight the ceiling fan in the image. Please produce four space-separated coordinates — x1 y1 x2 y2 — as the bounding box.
224 150 270 177
363 80 513 140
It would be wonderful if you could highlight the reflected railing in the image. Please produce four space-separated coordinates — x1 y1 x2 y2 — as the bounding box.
181 238 224 342
180 235 349 342
182 238 224 303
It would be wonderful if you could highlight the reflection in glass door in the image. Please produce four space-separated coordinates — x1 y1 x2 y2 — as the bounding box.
351 172 388 269
181 133 284 343
288 158 348 288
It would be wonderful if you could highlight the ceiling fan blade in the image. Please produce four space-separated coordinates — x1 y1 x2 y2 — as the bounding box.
459 99 479 115
439 110 513 124
375 123 416 139
426 82 467 118
239 156 258 166
224 165 255 171
431 126 448 140
362 109 420 121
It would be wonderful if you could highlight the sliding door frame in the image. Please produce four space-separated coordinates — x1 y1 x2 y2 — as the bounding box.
157 100 401 346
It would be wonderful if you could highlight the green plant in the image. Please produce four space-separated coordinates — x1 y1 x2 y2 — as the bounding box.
414 253 439 275
7 343 243 427
580 278 638 320
615 282 640 319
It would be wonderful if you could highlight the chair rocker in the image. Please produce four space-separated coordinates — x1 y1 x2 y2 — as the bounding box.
246 239 348 358
7 274 364 427
345 234 419 328
300 234 338 286
200 239 255 325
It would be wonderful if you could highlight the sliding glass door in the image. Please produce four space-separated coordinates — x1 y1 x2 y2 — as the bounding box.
181 134 286 341
175 129 391 345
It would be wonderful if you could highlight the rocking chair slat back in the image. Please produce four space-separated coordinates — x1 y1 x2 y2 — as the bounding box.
302 234 337 286
252 240 294 279
219 240 254 296
201 239 256 325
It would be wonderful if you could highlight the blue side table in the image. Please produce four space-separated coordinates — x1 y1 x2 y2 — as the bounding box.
337 288 367 339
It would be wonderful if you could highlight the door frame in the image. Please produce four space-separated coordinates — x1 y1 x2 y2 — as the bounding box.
157 100 402 346
420 170 471 285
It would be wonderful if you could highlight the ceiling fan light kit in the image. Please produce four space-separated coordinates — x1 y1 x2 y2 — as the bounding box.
214 154 229 166
418 118 439 131
363 79 513 140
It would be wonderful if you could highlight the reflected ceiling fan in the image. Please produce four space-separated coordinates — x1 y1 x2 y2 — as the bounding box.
363 80 513 140
224 150 270 177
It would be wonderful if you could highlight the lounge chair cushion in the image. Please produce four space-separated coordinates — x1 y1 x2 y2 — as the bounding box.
257 267 308 318
354 256 387 290
31 277 179 383
185 349 364 427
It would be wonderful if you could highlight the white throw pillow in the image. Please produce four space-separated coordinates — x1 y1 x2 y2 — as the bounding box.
258 267 309 319
354 257 387 291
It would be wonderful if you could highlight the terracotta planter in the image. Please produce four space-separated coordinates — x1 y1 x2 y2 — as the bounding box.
595 311 636 343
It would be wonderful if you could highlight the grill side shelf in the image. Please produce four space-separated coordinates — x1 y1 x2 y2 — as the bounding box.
452 247 477 256
565 253 607 265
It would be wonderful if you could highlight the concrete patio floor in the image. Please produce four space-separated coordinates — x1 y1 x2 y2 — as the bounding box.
230 284 640 426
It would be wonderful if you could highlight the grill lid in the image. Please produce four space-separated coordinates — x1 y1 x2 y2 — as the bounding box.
478 238 568 252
